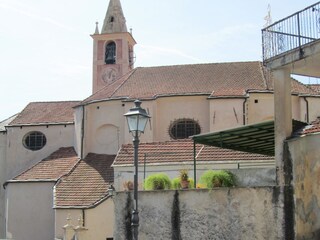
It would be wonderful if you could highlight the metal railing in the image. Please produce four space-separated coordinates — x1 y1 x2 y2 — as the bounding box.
262 1 320 62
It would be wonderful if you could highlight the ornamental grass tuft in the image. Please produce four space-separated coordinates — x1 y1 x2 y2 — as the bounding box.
144 173 172 190
199 170 236 188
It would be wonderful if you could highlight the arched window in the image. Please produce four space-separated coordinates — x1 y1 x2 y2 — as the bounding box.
169 118 201 139
23 131 47 151
105 42 116 64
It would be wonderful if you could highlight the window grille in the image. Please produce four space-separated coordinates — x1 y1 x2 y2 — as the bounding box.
169 119 201 139
23 131 47 151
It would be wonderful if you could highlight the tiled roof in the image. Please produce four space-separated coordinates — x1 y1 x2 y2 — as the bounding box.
54 153 115 208
291 78 318 95
82 61 269 104
0 114 18 131
81 61 319 105
9 101 80 126
309 84 320 93
13 147 79 181
300 117 320 135
113 139 273 166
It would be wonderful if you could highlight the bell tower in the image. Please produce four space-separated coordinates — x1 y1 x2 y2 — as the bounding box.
91 0 136 94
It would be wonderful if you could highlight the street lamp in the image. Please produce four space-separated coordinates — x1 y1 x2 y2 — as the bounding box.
124 100 150 240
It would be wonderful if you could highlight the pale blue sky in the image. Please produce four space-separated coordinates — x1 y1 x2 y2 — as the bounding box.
0 0 318 120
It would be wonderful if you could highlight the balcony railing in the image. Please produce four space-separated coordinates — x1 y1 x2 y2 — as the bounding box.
262 1 320 63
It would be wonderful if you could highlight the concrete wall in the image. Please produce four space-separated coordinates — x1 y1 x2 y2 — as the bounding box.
5 182 55 240
5 124 75 180
114 187 284 240
55 199 114 240
0 132 6 238
288 133 320 240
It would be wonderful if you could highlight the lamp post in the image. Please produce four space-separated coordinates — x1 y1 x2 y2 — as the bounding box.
124 100 150 240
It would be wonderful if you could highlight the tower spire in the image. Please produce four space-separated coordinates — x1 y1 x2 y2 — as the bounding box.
101 0 128 34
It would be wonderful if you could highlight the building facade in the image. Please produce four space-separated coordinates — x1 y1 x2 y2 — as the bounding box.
1 0 320 239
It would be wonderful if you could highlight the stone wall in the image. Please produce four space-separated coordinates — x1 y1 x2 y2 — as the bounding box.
114 187 284 240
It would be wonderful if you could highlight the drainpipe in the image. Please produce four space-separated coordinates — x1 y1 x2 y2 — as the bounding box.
81 106 85 159
303 97 309 123
242 97 248 125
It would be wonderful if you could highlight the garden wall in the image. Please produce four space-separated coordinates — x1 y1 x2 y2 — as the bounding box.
288 133 320 240
114 187 284 240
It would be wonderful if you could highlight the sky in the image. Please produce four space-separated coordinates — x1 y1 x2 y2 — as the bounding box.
0 0 319 121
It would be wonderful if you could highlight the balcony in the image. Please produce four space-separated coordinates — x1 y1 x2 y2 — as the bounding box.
262 1 320 77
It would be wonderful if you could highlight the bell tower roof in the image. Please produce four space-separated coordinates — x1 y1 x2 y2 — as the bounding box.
101 0 128 34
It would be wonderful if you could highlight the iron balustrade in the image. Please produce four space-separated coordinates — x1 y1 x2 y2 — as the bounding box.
262 1 320 63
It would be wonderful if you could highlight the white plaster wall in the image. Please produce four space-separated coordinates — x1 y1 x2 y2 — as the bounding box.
113 160 275 191
247 93 274 124
210 98 244 131
0 132 7 238
154 96 210 142
55 199 114 240
84 101 125 155
6 182 55 240
6 124 75 180
74 106 84 157
306 97 320 122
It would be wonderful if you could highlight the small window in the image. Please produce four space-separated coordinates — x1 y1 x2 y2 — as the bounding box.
110 16 114 22
105 42 116 64
169 118 201 139
23 131 46 151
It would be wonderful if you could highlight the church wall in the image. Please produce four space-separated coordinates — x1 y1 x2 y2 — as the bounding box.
209 98 244 131
74 106 84 157
154 96 210 142
5 182 55 240
304 97 320 123
84 100 125 155
247 92 274 124
0 132 7 238
5 124 75 180
55 199 114 240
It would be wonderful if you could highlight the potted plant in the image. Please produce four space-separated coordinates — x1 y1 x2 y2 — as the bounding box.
144 173 171 190
179 169 190 189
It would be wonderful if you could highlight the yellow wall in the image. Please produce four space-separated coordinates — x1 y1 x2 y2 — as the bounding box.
55 199 114 240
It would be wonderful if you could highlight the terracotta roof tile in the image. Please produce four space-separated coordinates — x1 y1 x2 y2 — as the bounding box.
113 139 273 166
291 78 317 95
82 61 270 104
55 153 115 208
82 62 318 105
309 84 320 93
13 147 79 181
9 101 80 125
300 117 320 135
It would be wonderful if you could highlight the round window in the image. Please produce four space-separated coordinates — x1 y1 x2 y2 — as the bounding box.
23 131 47 151
169 118 201 139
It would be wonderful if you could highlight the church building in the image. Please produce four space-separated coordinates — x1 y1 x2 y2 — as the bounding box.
1 0 320 239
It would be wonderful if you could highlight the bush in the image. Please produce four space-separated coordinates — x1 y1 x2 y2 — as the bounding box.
199 170 236 188
172 177 195 189
144 173 172 190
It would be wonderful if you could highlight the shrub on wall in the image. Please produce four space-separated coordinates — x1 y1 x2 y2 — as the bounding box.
172 177 194 189
199 170 236 188
144 173 172 190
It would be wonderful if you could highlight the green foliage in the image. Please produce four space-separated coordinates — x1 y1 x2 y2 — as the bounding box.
144 173 172 190
172 177 195 189
199 170 236 188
